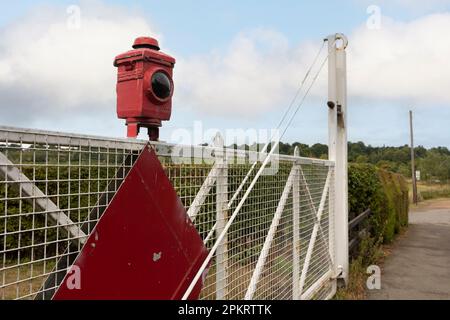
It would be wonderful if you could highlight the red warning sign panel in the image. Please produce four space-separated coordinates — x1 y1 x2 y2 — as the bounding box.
53 145 209 300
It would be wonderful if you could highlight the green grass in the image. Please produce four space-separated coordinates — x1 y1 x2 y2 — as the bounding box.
334 237 385 300
419 184 450 200
406 179 450 201
1 260 56 300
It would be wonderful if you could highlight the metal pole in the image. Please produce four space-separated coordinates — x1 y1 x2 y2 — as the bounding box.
327 33 349 284
214 133 228 300
410 110 418 205
292 147 301 300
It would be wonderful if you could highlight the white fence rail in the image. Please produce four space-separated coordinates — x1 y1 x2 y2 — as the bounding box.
0 126 336 300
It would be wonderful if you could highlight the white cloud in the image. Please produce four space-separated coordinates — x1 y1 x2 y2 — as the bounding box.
0 0 157 125
177 12 450 116
175 29 327 118
1 1 450 130
349 13 450 105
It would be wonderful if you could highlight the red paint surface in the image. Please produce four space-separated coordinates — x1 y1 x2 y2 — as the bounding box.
53 145 208 300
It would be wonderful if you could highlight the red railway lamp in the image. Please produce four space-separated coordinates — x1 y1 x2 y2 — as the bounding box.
114 37 176 140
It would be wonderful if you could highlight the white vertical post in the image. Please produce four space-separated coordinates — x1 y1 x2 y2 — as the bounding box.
328 165 337 295
327 33 349 284
214 133 228 299
292 147 301 299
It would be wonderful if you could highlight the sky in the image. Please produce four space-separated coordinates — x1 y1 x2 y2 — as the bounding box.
1 0 450 148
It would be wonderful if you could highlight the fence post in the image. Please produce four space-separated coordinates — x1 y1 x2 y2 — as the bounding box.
214 133 228 299
327 33 349 284
292 147 301 299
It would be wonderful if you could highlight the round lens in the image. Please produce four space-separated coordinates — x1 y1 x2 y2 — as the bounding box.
151 72 171 100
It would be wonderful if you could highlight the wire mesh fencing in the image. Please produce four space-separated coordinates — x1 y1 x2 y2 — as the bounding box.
0 126 336 300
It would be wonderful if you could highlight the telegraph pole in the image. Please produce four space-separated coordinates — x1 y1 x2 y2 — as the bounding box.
409 110 418 205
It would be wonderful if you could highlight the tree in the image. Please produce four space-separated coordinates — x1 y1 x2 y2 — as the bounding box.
310 143 328 158
355 155 369 163
419 151 450 182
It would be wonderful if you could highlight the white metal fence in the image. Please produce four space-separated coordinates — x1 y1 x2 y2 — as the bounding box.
0 126 336 300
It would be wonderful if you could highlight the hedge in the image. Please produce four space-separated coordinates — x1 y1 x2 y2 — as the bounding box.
348 163 409 249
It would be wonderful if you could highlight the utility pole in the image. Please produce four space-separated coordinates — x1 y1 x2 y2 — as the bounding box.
409 110 418 205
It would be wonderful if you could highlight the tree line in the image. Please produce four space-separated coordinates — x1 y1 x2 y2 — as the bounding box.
227 141 450 183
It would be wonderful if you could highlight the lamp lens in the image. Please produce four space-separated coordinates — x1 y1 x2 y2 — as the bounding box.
151 72 171 100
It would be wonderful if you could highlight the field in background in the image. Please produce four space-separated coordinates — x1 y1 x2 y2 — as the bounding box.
406 179 450 201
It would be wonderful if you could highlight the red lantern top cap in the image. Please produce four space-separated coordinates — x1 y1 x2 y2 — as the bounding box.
132 37 160 50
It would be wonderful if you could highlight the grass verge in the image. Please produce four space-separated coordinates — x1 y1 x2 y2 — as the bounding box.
406 180 450 201
334 229 406 300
